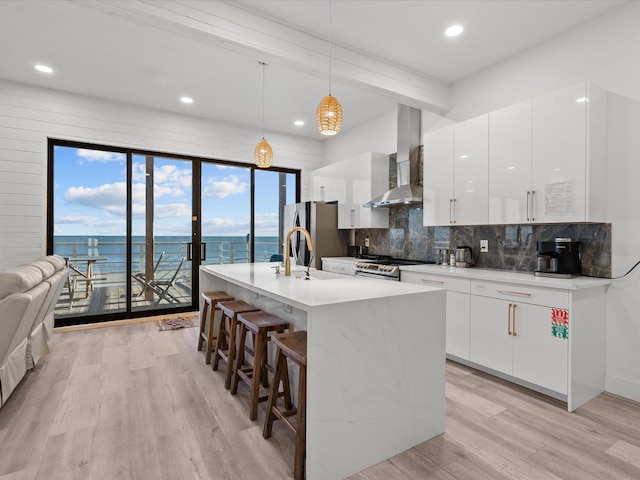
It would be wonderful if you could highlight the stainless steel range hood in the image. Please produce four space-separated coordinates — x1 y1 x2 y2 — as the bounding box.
364 104 422 208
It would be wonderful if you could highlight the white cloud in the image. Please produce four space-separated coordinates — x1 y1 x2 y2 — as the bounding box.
154 203 192 219
201 216 250 236
65 182 128 215
203 175 248 198
77 149 125 163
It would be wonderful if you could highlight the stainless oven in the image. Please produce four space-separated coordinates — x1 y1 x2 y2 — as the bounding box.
353 261 400 281
353 256 435 281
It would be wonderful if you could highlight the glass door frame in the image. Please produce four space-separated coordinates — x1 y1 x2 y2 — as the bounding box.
47 139 300 327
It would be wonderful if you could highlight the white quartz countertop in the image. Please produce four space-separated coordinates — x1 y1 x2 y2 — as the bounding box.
201 263 440 310
400 264 611 290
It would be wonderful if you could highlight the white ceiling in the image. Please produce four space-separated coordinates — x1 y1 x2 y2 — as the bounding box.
0 0 626 140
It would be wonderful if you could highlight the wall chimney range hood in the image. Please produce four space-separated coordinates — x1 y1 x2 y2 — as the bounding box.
364 104 422 208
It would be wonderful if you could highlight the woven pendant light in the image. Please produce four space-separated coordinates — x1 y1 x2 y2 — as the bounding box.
255 61 273 168
316 0 343 136
255 139 273 168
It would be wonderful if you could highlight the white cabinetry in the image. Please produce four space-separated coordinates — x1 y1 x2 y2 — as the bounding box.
531 82 607 223
469 282 568 394
489 100 532 224
337 153 390 229
489 82 607 224
401 271 471 360
424 115 488 226
322 257 355 276
309 162 340 203
309 153 389 229
400 266 607 412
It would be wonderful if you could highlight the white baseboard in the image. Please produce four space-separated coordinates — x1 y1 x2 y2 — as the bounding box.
605 374 640 403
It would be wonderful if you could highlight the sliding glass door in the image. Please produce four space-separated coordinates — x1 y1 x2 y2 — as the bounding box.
200 162 252 266
49 145 129 319
48 140 299 327
131 154 193 313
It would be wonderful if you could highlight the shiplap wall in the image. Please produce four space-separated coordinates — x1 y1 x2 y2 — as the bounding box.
0 79 324 270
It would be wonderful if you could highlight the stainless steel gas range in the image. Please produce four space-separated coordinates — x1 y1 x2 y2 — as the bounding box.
353 255 434 281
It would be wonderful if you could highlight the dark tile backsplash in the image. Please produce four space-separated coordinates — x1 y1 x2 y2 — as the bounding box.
355 205 611 278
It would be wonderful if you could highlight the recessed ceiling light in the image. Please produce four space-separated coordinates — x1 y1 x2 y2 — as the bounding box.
35 64 53 74
576 97 588 103
180 96 193 104
294 120 305 127
445 25 464 37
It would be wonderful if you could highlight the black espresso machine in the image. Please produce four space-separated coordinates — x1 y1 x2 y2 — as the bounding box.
534 238 582 278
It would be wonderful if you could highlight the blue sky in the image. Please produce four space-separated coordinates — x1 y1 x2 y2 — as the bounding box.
53 146 296 237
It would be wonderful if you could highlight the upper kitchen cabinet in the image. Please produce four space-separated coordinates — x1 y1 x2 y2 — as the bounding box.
489 82 607 224
309 162 340 203
423 115 489 226
530 82 607 223
489 100 532 224
337 152 389 229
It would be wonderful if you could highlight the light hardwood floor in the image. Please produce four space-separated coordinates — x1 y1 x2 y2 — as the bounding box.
1 319 639 480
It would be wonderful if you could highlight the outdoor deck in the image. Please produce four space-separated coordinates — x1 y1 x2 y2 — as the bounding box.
54 270 192 319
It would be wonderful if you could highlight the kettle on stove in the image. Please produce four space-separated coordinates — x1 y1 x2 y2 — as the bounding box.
455 246 473 267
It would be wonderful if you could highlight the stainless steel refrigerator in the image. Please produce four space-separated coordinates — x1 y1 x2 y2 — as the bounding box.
283 202 349 269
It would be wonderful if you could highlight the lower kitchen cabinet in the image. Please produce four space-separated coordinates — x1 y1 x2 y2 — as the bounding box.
400 267 608 412
401 271 471 360
321 257 355 276
469 294 568 395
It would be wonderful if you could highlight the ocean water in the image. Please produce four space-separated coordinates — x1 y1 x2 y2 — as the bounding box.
53 235 279 273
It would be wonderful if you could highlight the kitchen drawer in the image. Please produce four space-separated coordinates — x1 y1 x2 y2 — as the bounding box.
401 271 470 294
470 280 569 309
322 259 355 276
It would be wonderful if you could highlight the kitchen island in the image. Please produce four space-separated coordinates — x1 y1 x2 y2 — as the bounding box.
200 263 446 479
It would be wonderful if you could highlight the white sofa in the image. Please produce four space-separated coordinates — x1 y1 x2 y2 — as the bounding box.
0 255 68 407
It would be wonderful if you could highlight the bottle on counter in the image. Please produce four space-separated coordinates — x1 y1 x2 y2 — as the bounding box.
442 248 449 266
450 253 456 267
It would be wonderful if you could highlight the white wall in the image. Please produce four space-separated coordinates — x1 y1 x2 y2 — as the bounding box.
0 79 323 270
328 1 640 402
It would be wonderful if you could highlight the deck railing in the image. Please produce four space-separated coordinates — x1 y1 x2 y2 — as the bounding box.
54 238 280 275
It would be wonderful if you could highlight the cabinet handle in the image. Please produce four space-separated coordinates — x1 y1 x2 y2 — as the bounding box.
449 199 453 224
350 209 355 228
526 191 531 222
512 303 518 336
498 289 531 297
450 198 456 224
530 190 535 222
508 303 513 336
421 278 444 285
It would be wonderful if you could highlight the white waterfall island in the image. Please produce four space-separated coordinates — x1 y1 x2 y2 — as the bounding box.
200 263 446 479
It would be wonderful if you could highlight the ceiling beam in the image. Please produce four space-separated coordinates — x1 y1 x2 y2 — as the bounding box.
79 0 451 112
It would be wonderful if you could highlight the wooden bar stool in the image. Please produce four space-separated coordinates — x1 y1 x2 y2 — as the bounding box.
197 291 234 364
212 300 260 389
231 311 290 421
263 330 307 480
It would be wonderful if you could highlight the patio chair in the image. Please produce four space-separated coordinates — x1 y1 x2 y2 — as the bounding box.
145 256 187 306
132 251 164 297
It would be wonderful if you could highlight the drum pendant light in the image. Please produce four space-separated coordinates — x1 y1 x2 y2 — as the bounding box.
255 61 273 168
316 0 343 136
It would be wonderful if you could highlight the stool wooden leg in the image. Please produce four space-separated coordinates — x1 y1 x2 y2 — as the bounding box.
212 312 228 372
263 348 285 439
204 306 217 364
224 316 239 389
250 331 264 421
230 323 248 395
295 364 307 480
197 300 209 351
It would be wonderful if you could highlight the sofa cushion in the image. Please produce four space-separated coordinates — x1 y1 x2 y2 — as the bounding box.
0 266 44 300
40 255 66 272
31 260 55 281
